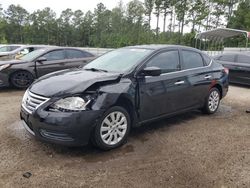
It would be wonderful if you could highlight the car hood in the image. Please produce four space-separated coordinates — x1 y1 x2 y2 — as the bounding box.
0 59 27 65
29 69 122 97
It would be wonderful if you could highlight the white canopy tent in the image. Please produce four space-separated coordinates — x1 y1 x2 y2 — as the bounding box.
195 28 249 51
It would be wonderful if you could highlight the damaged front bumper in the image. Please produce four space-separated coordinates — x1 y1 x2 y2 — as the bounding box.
20 106 105 146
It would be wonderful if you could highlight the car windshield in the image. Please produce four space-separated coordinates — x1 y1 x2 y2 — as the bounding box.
84 48 153 73
20 49 46 61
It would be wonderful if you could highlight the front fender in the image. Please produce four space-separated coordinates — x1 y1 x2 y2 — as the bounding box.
91 79 136 111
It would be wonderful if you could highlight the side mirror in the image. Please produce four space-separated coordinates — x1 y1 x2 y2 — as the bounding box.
140 66 161 77
36 57 47 63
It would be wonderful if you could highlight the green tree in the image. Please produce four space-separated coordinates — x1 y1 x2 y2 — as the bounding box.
58 8 73 45
30 8 57 44
72 10 84 46
127 0 145 44
175 0 189 37
168 0 176 34
144 0 155 29
161 0 170 33
0 4 7 43
154 0 162 36
211 0 226 28
187 0 207 32
228 0 250 31
4 4 29 43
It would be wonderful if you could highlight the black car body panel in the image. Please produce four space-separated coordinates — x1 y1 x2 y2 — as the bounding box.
214 53 250 86
30 69 122 97
20 45 229 146
0 47 95 87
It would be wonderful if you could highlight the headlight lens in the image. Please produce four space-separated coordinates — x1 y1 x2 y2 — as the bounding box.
50 97 90 112
0 64 11 71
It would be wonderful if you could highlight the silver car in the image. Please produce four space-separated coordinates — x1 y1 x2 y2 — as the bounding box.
0 45 54 60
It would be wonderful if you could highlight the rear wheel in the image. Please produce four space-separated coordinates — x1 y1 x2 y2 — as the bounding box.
10 71 34 89
92 106 131 150
202 87 221 114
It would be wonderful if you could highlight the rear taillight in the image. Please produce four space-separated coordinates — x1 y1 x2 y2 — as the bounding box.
223 67 229 74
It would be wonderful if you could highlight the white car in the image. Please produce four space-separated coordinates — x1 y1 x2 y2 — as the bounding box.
0 45 54 60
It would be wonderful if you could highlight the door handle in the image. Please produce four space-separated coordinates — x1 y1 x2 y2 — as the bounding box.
174 81 185 85
204 75 212 79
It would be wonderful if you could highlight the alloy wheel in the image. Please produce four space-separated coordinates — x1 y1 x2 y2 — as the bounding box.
100 111 128 146
208 90 220 112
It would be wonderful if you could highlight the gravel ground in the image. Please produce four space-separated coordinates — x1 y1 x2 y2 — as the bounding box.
0 85 249 188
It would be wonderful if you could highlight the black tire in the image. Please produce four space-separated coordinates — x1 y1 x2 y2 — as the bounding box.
202 87 221 114
92 106 131 150
10 71 34 89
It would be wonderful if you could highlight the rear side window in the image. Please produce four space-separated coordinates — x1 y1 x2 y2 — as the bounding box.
219 54 235 62
182 50 204 70
146 50 180 74
43 50 65 61
237 55 250 64
66 49 93 59
10 46 20 51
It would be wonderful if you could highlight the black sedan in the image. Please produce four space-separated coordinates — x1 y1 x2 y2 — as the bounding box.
20 45 229 150
0 47 95 88
214 52 250 86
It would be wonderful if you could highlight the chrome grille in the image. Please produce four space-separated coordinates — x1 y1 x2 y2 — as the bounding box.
22 90 50 114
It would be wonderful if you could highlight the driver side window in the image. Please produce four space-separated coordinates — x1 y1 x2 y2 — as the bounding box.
42 50 65 61
146 50 180 74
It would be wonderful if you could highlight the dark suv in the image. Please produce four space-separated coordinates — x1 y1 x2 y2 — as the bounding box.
20 45 229 150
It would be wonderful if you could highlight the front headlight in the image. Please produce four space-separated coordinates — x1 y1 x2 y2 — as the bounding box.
0 64 11 71
50 97 91 112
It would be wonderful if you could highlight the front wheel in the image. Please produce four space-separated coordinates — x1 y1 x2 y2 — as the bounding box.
202 87 221 114
92 106 131 150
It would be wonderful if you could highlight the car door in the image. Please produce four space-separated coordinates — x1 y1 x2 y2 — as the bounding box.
138 49 191 121
235 54 250 85
65 49 94 69
217 54 238 83
36 49 67 77
179 50 213 108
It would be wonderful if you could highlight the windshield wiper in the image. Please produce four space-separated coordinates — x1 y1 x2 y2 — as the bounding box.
84 68 108 72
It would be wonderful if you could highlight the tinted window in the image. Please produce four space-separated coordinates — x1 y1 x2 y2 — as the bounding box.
10 46 20 51
146 50 180 73
66 49 92 59
182 50 204 69
238 55 250 64
43 50 65 61
219 54 235 62
20 49 46 61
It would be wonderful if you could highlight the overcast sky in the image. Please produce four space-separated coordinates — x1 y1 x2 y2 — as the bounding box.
2 0 133 15
1 0 189 32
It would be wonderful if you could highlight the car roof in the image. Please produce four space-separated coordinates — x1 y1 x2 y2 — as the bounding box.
125 44 196 50
0 44 25 47
37 46 94 54
0 44 56 49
